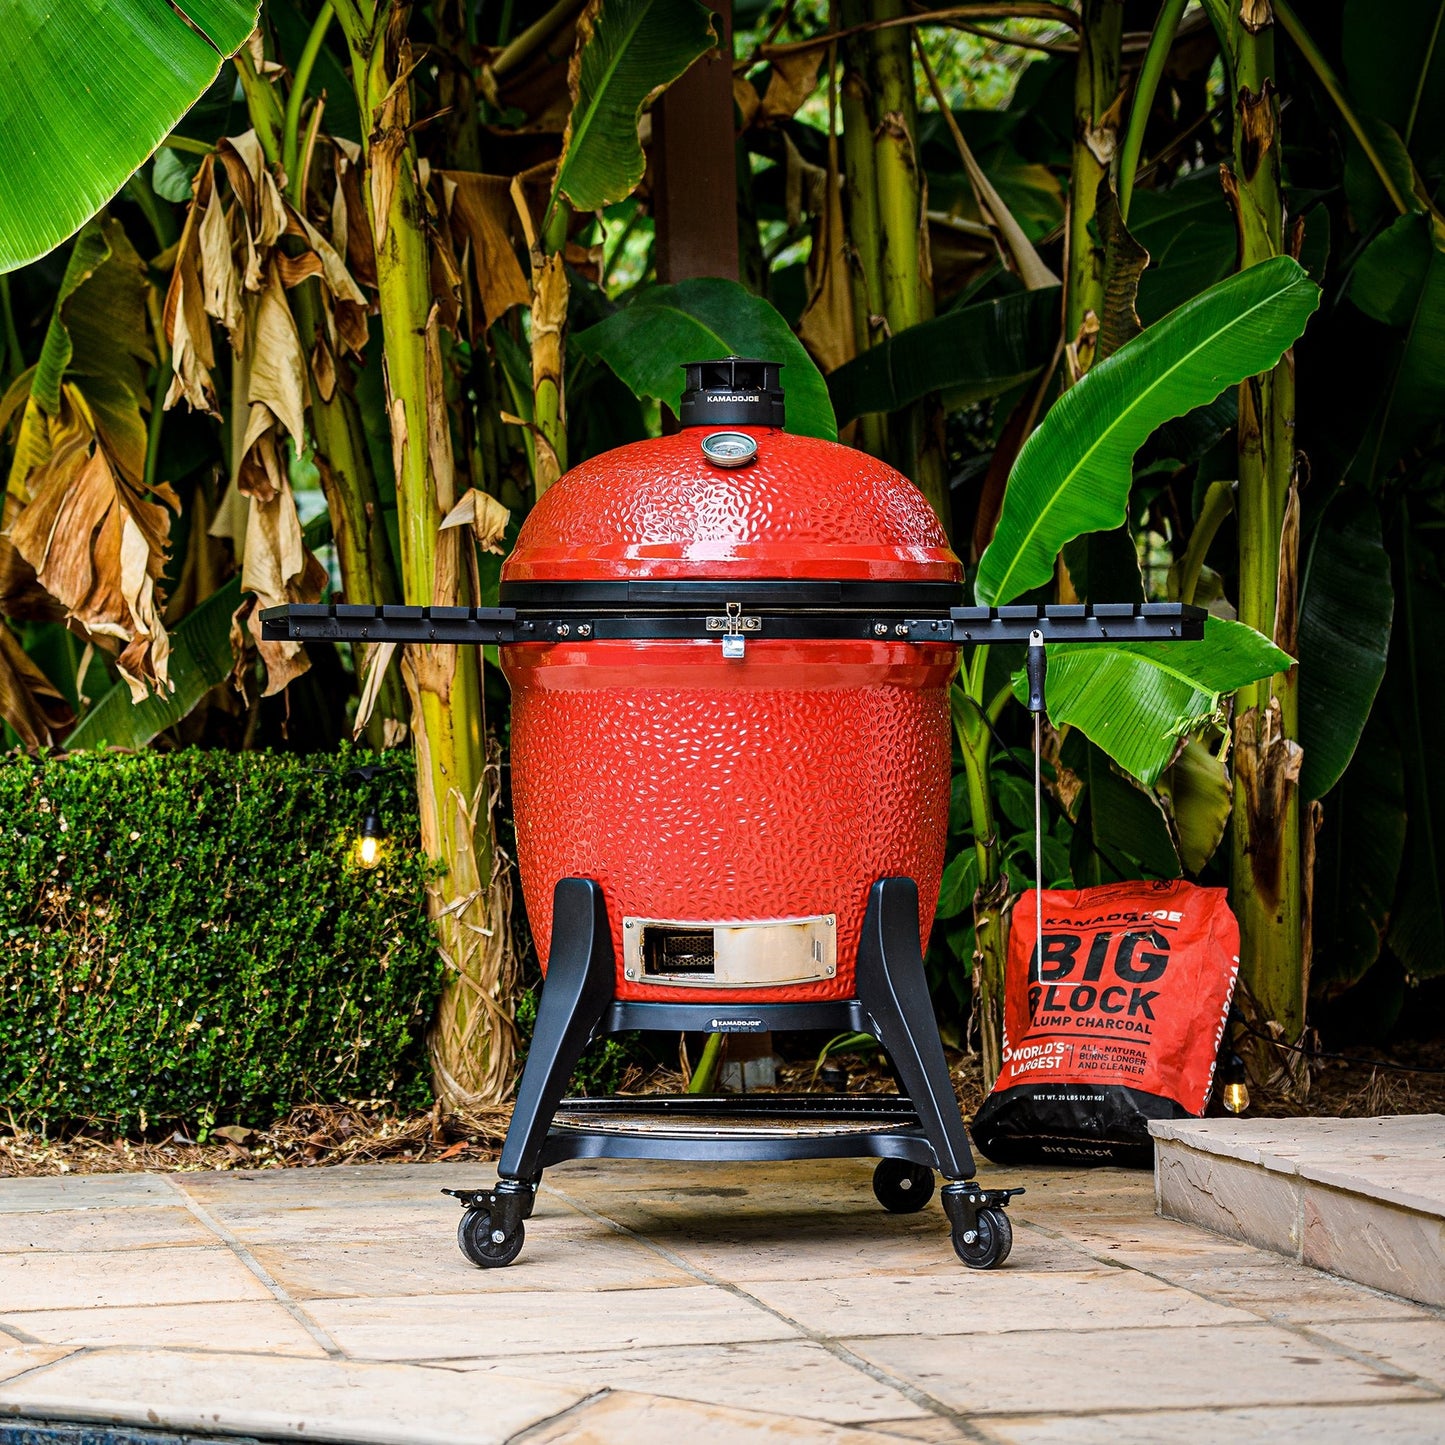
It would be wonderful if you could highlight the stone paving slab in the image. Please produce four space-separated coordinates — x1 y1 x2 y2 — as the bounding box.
0 1157 1442 1442
5 1301 327 1357
457 1339 929 1425
1152 1114 1445 1304
982 1401 1445 1444
0 1351 588 1445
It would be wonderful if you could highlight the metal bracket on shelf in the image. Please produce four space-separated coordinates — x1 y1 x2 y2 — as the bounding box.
944 602 1206 645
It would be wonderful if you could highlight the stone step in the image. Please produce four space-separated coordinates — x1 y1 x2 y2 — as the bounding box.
1150 1114 1445 1306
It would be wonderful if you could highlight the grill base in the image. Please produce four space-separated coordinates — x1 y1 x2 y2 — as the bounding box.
449 878 1016 1267
492 878 978 1183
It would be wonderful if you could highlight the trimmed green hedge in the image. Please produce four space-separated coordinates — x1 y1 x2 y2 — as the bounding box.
0 748 443 1130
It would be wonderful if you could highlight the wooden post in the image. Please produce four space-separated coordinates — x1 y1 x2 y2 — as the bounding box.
654 0 737 284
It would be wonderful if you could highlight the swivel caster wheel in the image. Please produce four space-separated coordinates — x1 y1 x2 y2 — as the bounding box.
457 1208 524 1268
951 1206 1012 1269
872 1158 935 1214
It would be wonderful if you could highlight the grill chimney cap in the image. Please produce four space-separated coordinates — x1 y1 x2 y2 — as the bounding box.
679 357 785 430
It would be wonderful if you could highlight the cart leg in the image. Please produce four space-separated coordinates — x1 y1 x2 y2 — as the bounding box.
451 879 616 1268
498 877 617 1184
855 877 977 1181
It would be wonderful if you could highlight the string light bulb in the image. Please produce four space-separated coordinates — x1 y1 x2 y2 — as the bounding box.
356 811 384 869
1221 1052 1250 1115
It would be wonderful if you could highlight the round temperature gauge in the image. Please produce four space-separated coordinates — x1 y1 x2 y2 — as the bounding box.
700 431 759 468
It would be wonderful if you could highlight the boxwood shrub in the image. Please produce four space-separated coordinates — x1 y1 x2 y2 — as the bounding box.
0 747 444 1130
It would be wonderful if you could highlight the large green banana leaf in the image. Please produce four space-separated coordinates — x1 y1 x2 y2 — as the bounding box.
552 0 716 215
827 287 1058 426
1344 0 1445 164
1311 714 1407 996
976 256 1320 607
0 0 258 272
1060 731 1181 883
1297 497 1393 801
1014 617 1293 787
1347 212 1445 480
574 279 837 440
1128 173 1238 324
1386 508 1445 983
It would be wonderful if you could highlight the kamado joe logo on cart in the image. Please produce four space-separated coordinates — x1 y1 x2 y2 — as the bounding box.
1026 908 1186 1034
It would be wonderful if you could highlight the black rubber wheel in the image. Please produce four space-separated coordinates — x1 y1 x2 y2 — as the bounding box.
872 1158 936 1214
457 1209 525 1268
951 1207 1013 1269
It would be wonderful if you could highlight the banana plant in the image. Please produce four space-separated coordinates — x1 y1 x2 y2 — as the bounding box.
962 256 1320 1085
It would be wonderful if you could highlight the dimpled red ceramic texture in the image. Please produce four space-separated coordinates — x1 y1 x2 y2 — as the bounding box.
504 640 957 1000
502 426 959 581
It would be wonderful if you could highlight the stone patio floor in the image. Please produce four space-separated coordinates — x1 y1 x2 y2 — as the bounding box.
1 1157 1443 1443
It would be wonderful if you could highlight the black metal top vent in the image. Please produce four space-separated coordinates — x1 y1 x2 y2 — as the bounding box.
679 357 785 429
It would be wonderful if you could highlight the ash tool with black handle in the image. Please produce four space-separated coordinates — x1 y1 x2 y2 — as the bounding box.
1026 629 1047 1003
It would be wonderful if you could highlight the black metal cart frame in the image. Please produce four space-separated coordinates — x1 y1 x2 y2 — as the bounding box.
261 595 1205 1269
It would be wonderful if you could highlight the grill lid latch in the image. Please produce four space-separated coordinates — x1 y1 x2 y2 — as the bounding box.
706 600 761 658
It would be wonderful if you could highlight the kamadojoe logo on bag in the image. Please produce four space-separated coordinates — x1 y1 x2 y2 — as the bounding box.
974 880 1241 1166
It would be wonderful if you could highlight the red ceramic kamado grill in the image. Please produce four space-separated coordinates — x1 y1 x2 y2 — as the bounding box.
262 358 1203 1271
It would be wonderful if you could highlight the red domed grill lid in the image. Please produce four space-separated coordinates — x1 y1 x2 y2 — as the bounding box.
501 358 962 592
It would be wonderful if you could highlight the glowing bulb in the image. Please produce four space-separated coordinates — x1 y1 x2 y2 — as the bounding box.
1220 1052 1250 1115
356 812 384 869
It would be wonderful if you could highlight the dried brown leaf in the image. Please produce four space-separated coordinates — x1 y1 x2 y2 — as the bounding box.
164 160 222 416
369 130 409 254
441 171 531 332
440 487 511 554
758 47 826 124
0 622 73 748
237 468 327 696
353 639 399 737
1095 178 1149 361
242 273 309 455
798 167 856 374
332 141 377 288
10 397 174 695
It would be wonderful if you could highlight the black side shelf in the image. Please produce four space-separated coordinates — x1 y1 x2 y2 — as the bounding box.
259 600 1208 646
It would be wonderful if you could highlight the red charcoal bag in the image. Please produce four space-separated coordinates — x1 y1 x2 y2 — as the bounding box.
972 880 1241 1167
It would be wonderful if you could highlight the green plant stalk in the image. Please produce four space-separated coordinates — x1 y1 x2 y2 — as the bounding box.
1272 0 1410 217
234 45 286 165
1175 478 1234 605
952 654 1008 1087
124 175 179 255
839 0 888 458
1118 0 1188 222
339 2 510 1107
282 2 336 191
1064 0 1125 353
531 200 571 499
1226 16 1305 1060
866 0 950 532
686 1031 724 1094
160 134 216 157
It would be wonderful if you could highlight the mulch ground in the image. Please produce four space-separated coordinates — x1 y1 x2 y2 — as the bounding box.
4 1044 1442 1179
